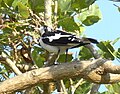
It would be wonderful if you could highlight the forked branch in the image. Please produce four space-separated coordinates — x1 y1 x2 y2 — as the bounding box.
0 58 120 93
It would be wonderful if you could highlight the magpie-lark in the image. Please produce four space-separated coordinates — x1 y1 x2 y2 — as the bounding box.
37 25 99 62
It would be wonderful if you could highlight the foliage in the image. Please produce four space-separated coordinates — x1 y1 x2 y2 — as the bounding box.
0 0 120 94
97 83 120 94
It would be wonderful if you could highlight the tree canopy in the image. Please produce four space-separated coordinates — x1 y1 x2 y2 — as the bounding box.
0 0 120 94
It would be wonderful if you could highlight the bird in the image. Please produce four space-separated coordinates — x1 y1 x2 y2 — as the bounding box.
37 25 99 62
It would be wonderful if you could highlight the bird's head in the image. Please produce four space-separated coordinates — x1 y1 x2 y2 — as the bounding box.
35 25 52 35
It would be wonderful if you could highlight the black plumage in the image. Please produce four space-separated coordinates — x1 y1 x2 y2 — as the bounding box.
41 30 99 48
38 25 99 62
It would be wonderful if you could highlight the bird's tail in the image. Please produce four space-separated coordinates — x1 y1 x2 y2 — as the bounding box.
81 37 99 44
71 37 99 48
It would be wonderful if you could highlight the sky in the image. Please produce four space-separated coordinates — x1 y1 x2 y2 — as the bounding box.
86 0 120 64
85 0 120 48
54 1 120 93
85 0 120 93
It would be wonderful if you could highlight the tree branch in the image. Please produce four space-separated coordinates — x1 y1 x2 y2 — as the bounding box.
0 52 22 75
1 58 120 93
44 0 52 27
88 84 100 94
70 78 84 94
103 62 120 74
85 44 101 94
85 44 100 59
43 0 58 93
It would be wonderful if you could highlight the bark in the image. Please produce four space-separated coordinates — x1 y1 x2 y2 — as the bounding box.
44 0 52 27
43 0 54 93
1 58 120 93
89 84 100 94
85 44 101 94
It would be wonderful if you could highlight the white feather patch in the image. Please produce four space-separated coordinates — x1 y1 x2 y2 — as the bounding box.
47 33 71 42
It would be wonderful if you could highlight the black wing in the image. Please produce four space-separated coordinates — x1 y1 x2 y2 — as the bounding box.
41 30 81 46
41 30 99 47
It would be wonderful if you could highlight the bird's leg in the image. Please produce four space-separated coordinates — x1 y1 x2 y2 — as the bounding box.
65 49 68 63
54 49 60 65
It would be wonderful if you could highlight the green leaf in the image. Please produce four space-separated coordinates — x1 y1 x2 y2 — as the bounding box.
97 42 108 52
12 0 28 8
3 0 13 6
112 83 120 93
17 2 29 18
105 84 120 94
115 48 120 59
20 0 28 5
71 0 96 10
97 41 115 60
112 37 120 45
105 84 115 93
12 0 19 8
58 0 71 12
77 4 102 26
75 81 92 94
79 47 93 60
100 91 110 94
0 0 2 4
82 16 100 26
118 7 120 12
0 0 2 7
58 54 73 63
85 0 96 5
0 68 7 74
58 17 80 32
28 0 44 13
32 47 45 67
71 0 87 10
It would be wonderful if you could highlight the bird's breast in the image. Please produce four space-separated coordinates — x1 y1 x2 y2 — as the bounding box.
39 38 60 54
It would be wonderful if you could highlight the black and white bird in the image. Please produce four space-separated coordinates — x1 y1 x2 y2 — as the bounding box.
37 25 99 61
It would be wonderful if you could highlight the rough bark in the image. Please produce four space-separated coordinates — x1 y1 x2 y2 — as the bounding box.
1 58 120 93
43 0 54 93
44 0 52 27
85 44 101 94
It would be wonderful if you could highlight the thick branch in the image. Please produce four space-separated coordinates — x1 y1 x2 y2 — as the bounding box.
103 62 120 74
0 59 120 93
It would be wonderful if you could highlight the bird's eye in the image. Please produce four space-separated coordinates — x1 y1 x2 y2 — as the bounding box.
43 26 47 32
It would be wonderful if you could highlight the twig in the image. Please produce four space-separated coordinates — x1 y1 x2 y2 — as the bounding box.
1 52 22 75
60 80 68 94
70 78 84 94
2 74 9 80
